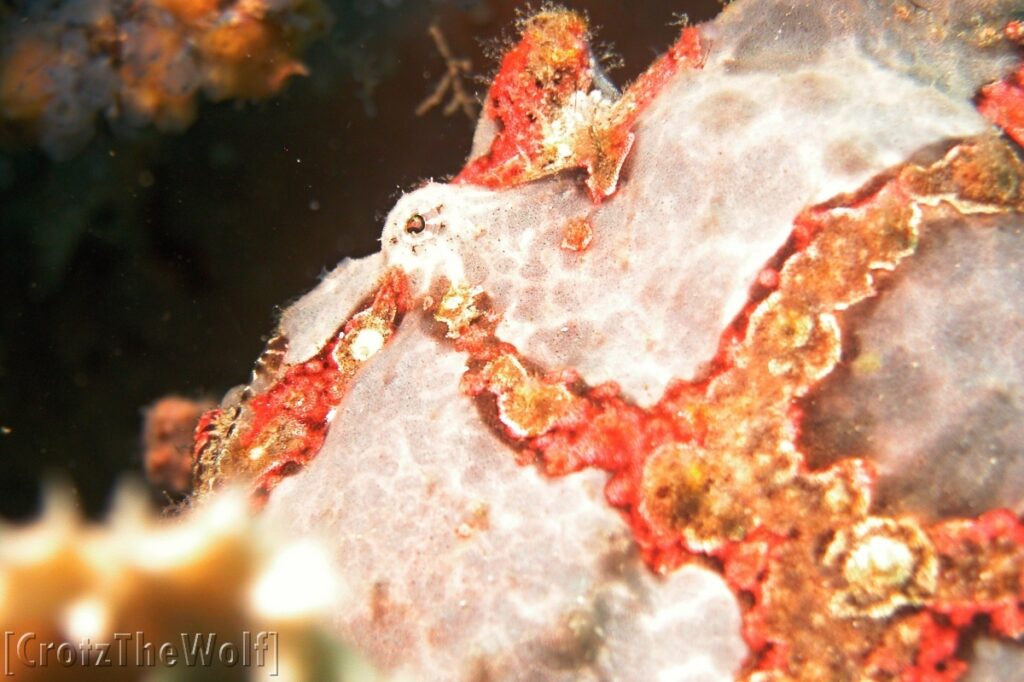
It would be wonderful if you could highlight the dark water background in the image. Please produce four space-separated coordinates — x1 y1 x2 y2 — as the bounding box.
0 0 720 519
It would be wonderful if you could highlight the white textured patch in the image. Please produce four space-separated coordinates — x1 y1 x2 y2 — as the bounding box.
265 322 746 680
378 40 990 405
280 252 385 364
349 328 386 361
966 638 1024 682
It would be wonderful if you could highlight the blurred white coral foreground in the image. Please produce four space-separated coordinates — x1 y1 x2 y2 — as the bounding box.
0 485 377 681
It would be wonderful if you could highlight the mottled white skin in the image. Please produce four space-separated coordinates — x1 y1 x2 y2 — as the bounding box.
966 638 1024 682
345 37 994 406
265 318 747 680
711 0 1020 101
255 0 1024 679
280 252 385 364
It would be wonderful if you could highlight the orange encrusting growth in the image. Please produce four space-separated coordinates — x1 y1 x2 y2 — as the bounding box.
0 0 327 154
0 36 60 126
560 216 594 251
119 22 200 130
440 134 1024 680
195 17 312 101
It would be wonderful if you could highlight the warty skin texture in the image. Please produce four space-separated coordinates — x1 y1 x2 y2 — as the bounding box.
190 1 1024 679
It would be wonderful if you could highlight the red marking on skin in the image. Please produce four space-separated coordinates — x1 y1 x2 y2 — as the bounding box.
865 612 968 682
243 321 376 443
616 26 704 128
242 357 334 451
978 71 1024 148
454 12 703 202
718 530 787 657
1006 20 1024 45
977 25 1024 147
454 11 592 190
790 210 822 251
927 510 1024 638
578 26 705 203
458 334 722 570
192 269 410 502
192 407 223 457
910 617 970 682
246 269 410 496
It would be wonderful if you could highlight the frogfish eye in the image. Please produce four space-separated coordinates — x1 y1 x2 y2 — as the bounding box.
404 214 426 234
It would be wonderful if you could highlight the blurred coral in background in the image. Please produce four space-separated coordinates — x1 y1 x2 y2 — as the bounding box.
0 0 330 158
143 395 213 497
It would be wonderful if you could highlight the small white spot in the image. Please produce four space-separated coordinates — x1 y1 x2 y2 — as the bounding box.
350 329 386 362
846 535 913 586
